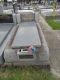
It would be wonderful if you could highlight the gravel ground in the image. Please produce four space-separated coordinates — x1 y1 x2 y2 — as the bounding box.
39 14 60 77
55 30 60 40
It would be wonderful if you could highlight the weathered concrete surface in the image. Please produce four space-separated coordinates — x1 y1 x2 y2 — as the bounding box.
39 14 60 76
4 22 49 65
17 10 35 23
12 22 41 48
4 11 49 65
0 25 18 65
0 23 14 46
0 23 14 64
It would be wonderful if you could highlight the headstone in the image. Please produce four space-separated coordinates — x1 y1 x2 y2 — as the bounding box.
0 5 3 14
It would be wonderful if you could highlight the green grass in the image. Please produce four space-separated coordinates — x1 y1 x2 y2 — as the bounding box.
46 18 60 30
0 67 59 80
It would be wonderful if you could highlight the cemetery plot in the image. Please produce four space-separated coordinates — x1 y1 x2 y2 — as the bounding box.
0 23 14 46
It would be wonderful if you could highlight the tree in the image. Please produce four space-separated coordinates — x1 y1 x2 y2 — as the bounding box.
52 0 56 16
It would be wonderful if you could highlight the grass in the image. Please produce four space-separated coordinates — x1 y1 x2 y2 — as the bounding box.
0 66 59 80
46 18 60 30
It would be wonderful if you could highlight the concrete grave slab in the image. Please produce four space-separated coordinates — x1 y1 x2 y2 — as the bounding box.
0 23 14 46
11 22 41 48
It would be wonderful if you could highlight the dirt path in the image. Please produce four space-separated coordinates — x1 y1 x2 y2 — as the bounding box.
39 15 60 77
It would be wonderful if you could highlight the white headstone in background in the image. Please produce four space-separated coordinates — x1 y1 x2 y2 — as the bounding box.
12 13 17 24
16 13 21 24
0 4 3 14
